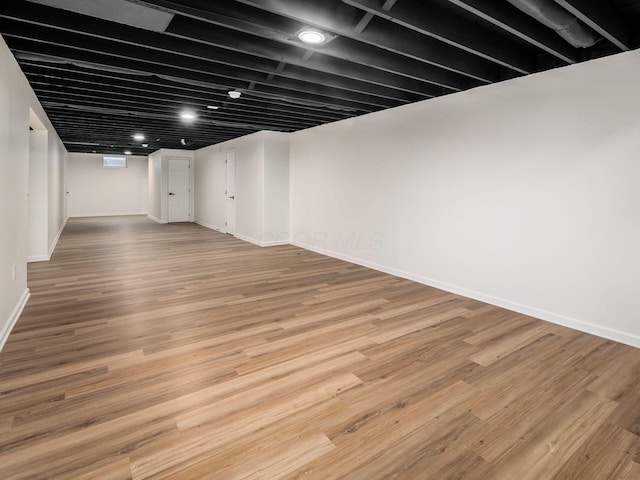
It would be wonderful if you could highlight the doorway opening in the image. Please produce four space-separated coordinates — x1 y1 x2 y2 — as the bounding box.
167 157 191 223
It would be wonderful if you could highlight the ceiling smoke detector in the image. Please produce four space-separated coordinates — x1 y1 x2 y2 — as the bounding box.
228 90 242 99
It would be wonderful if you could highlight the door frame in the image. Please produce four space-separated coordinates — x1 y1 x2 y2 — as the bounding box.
225 150 236 235
166 156 193 223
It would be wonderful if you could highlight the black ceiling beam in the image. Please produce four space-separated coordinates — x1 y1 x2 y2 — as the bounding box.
353 12 374 34
20 63 352 121
43 115 249 139
439 0 577 64
134 0 473 91
151 0 501 83
171 21 467 93
354 0 403 33
36 101 313 137
55 131 235 148
44 113 245 134
40 100 270 132
342 0 534 74
0 4 418 106
165 16 445 98
27 78 335 127
382 0 399 10
552 0 632 51
32 90 316 131
2 33 383 114
230 0 501 82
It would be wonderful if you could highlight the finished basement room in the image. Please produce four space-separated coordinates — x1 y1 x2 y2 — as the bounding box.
1 1 639 479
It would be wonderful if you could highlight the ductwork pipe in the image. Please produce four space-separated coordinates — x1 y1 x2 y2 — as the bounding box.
506 0 600 48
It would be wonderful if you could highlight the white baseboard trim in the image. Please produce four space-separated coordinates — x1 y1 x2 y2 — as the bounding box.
233 233 290 248
292 241 640 349
0 288 30 352
28 254 50 263
261 239 290 247
147 214 164 224
234 233 264 247
195 221 224 233
69 212 148 218
48 218 67 259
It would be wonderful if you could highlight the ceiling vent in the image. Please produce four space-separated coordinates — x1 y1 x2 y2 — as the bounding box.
25 0 174 32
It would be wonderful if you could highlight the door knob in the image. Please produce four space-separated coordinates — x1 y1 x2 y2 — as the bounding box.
169 192 175 196
229 196 235 199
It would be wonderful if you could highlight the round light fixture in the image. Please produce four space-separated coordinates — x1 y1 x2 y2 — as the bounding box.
124 150 132 155
180 110 197 122
207 105 220 110
133 133 145 141
141 143 149 148
298 29 326 44
228 90 242 99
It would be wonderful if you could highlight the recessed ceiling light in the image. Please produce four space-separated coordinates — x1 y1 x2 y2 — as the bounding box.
228 90 242 99
298 29 326 44
180 110 197 122
124 150 132 155
207 105 219 110
141 143 149 148
133 133 145 141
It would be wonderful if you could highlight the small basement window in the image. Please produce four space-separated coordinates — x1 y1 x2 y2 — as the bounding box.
102 155 127 168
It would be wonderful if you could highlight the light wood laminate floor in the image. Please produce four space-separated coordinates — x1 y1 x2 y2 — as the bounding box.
1 216 639 479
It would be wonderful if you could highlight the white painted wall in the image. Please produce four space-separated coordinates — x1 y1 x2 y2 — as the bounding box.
147 149 194 224
235 134 265 244
0 35 67 349
28 130 49 261
194 144 226 231
148 150 162 223
290 50 640 348
263 131 290 245
194 131 290 246
67 153 148 217
194 133 264 242
48 132 67 254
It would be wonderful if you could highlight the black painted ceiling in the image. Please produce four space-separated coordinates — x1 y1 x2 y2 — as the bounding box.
1 0 638 154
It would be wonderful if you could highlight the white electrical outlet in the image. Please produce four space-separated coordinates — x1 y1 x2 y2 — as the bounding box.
12 265 16 281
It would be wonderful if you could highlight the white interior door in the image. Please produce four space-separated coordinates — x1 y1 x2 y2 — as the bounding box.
225 150 236 235
168 158 191 223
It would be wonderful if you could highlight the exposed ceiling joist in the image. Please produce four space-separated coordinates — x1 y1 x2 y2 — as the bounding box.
342 0 534 73
381 0 399 10
165 17 445 97
132 0 470 91
442 0 576 63
1 30 394 113
21 63 352 121
354 12 374 34
229 0 504 83
354 0 398 33
0 4 419 106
